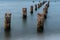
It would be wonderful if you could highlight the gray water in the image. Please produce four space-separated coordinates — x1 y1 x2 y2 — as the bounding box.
0 1 60 40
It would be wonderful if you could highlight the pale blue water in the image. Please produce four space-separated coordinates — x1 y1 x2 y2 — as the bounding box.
0 1 60 40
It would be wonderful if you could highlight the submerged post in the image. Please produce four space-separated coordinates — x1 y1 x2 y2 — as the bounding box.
38 3 40 8
35 4 37 11
39 2 42 7
30 6 33 14
22 8 27 18
43 1 46 5
43 7 48 19
45 3 49 8
48 0 50 7
37 13 44 32
4 13 11 31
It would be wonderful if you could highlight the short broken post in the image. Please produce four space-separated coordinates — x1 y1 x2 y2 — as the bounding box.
48 0 50 7
42 1 47 5
22 8 27 18
38 3 40 8
35 4 37 11
37 13 44 32
39 3 42 7
30 6 33 14
4 13 11 31
43 7 48 19
45 4 49 8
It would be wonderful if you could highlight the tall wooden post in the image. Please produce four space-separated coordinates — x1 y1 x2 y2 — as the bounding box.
22 8 27 18
37 13 44 32
43 6 48 13
4 13 11 31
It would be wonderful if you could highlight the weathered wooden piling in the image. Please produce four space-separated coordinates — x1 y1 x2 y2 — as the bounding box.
22 8 27 18
43 7 47 13
35 4 37 11
38 3 40 8
43 7 48 19
39 3 42 7
48 0 50 7
42 1 50 19
45 1 50 8
4 13 11 31
45 3 49 8
44 5 48 13
30 6 33 14
48 1 49 7
37 13 44 32
43 1 46 5
43 11 47 19
43 2 50 19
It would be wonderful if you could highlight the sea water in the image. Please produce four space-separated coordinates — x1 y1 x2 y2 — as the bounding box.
0 1 60 40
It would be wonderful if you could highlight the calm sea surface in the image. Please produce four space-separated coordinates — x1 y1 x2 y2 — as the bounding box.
0 1 60 40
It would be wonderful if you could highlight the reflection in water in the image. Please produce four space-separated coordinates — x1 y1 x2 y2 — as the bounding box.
4 30 11 40
23 17 27 23
22 17 27 27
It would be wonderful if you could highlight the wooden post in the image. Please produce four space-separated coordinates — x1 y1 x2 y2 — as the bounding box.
37 13 44 32
4 13 11 31
48 1 49 7
43 1 46 5
22 8 27 18
43 3 49 19
43 7 47 19
38 3 40 8
35 4 37 11
30 6 33 13
43 6 48 13
45 1 50 8
45 3 49 8
48 0 50 7
39 3 42 7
